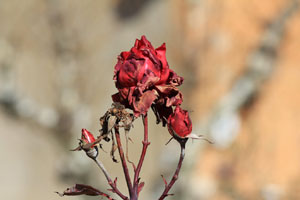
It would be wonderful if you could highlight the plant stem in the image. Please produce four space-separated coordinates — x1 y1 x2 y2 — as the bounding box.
94 158 128 200
158 142 186 200
132 114 150 199
115 126 134 198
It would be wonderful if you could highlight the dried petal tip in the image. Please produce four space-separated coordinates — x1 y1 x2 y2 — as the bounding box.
186 133 214 144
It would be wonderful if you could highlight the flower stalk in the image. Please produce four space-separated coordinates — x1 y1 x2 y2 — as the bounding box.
159 141 186 200
132 114 150 199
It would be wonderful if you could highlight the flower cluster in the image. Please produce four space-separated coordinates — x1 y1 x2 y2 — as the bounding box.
112 35 193 141
58 36 200 200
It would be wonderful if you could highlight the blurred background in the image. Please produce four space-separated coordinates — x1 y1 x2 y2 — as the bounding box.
0 0 300 199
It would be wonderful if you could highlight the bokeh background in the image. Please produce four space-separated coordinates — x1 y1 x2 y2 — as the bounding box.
1 0 300 200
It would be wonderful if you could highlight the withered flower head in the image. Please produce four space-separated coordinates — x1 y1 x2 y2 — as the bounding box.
112 35 183 117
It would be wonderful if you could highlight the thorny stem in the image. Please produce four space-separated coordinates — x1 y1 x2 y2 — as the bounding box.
115 126 134 198
94 158 128 200
158 142 186 200
132 114 150 199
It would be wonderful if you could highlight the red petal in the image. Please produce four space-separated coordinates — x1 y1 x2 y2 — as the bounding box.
133 90 157 117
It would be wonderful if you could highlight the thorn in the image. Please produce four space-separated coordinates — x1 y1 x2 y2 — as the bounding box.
113 177 118 185
55 191 64 197
107 188 114 193
165 137 174 145
70 146 82 151
166 193 174 196
161 175 167 187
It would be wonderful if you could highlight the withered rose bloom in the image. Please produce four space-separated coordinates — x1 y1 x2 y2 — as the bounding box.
112 35 183 117
167 106 192 139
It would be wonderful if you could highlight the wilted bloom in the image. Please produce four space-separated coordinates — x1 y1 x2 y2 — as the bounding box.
114 35 170 88
112 35 184 117
167 106 192 139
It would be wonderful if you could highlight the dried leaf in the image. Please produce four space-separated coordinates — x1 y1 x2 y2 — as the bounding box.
111 135 118 163
186 134 214 144
56 184 114 200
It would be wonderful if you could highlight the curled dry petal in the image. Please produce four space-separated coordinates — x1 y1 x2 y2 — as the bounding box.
155 85 183 107
167 106 192 139
132 90 157 116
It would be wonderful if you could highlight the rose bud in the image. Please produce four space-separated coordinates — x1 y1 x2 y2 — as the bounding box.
167 106 192 139
81 128 96 147
80 129 98 159
167 106 208 144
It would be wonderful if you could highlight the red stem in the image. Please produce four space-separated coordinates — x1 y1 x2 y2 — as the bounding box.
115 126 134 198
158 142 186 200
132 114 150 199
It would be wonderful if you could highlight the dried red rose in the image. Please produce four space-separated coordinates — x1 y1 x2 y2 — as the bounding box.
112 35 184 117
167 106 192 139
114 35 170 88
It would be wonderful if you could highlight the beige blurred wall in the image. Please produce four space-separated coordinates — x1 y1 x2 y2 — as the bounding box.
0 0 300 200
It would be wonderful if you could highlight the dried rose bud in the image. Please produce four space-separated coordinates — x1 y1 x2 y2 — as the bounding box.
81 129 98 159
167 106 192 139
81 129 96 147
